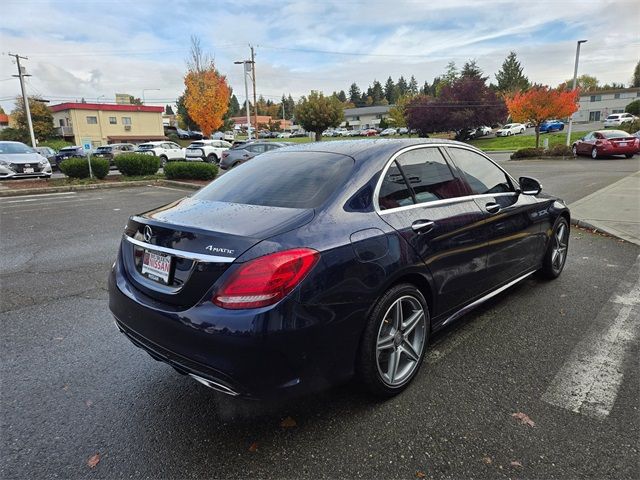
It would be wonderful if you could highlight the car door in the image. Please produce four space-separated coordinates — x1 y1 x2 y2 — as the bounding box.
165 142 181 159
577 132 593 154
376 145 489 318
445 146 547 288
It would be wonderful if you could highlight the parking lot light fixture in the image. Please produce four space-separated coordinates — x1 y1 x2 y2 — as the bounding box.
566 40 587 146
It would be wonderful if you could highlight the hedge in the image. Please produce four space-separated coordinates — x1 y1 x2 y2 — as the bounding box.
115 153 160 176
510 144 573 160
510 147 544 159
619 119 640 134
59 157 109 179
163 161 218 180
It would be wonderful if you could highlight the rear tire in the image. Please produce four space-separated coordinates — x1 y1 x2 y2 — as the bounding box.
206 153 218 164
591 148 598 159
625 153 634 158
159 155 168 167
356 284 429 398
540 217 569 279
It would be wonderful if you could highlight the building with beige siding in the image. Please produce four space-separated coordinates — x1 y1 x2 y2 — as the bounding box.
573 87 640 123
50 102 165 148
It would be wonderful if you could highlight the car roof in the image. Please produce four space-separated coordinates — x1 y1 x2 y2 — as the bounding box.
272 138 476 161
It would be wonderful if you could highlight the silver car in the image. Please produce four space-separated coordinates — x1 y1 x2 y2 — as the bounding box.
0 141 52 179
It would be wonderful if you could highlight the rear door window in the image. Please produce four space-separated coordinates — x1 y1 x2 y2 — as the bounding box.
194 152 354 208
378 161 415 210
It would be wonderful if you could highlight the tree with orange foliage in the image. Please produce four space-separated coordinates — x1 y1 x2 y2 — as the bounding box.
183 36 230 137
506 86 579 148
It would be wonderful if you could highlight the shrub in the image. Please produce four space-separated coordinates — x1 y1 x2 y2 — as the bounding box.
39 139 73 151
168 133 180 142
619 119 640 134
510 147 544 159
59 157 109 179
546 144 574 156
164 161 218 180
115 153 160 176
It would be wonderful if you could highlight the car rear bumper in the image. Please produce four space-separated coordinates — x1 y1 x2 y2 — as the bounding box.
108 261 354 399
598 145 640 155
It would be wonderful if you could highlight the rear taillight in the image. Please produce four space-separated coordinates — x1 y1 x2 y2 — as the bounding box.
212 248 319 309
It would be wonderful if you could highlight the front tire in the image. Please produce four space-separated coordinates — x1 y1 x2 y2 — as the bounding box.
159 155 168 167
356 284 429 398
625 153 634 158
591 147 598 159
206 153 218 164
540 218 569 279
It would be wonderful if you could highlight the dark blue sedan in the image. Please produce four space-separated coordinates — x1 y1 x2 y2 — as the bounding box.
109 139 570 399
539 119 565 133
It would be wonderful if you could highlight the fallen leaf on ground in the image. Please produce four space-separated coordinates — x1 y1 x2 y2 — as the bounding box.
512 412 535 427
87 453 100 468
510 460 523 468
280 416 297 428
248 442 258 452
85 400 93 407
482 456 493 465
416 471 427 478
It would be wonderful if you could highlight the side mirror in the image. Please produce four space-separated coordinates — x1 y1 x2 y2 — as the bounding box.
519 176 542 195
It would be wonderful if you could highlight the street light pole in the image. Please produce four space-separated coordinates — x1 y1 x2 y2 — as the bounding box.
234 60 253 139
566 39 587 146
9 53 36 147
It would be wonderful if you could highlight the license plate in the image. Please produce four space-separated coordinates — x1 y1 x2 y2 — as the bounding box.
24 167 34 173
141 249 172 284
619 142 627 147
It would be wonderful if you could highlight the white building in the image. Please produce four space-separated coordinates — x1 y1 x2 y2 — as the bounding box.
573 87 640 122
340 105 392 129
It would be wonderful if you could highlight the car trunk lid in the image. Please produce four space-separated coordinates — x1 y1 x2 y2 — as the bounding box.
121 197 314 308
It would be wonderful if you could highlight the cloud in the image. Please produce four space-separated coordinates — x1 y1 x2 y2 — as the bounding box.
1 0 638 113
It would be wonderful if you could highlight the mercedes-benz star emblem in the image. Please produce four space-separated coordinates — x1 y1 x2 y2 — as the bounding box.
143 225 153 242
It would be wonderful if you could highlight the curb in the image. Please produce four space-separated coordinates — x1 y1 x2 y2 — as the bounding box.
0 179 202 198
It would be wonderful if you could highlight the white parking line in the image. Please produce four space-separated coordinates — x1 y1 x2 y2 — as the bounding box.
542 255 640 419
0 192 77 202
0 197 103 211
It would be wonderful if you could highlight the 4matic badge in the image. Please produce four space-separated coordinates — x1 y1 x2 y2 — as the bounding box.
205 245 235 255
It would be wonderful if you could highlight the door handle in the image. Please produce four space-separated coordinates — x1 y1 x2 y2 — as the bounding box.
485 202 501 214
412 220 435 233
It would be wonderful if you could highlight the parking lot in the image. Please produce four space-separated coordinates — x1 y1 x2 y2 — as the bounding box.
1 153 639 479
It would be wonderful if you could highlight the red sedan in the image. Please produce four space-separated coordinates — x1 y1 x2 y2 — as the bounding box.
572 130 640 159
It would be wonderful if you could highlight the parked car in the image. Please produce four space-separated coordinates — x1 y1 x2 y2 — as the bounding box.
94 143 136 168
334 128 348 136
164 126 191 139
477 126 492 136
185 140 232 163
539 119 565 133
109 138 570 399
495 123 526 136
277 132 292 138
54 145 86 169
380 128 398 136
34 146 57 168
0 141 52 179
603 113 638 128
572 130 639 159
291 130 307 138
219 141 290 170
188 130 204 140
361 128 378 136
135 141 184 166
398 127 409 135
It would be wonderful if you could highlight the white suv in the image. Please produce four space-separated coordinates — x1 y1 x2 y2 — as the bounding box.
135 141 184 166
185 140 232 163
604 113 638 128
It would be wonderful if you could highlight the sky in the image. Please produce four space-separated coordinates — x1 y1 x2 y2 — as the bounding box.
1 0 639 113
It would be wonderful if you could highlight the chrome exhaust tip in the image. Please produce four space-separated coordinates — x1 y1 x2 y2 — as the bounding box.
188 373 240 396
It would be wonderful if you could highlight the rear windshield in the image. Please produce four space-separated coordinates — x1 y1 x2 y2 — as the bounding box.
189 142 205 147
59 147 79 152
194 151 354 208
601 130 631 139
606 115 620 119
138 144 153 149
96 146 112 152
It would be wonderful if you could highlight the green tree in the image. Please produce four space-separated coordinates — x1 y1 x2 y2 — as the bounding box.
370 80 385 105
337 90 347 103
295 90 344 141
388 95 410 128
408 75 419 96
461 59 486 81
0 127 30 143
128 95 143 105
384 76 397 104
397 76 409 97
633 60 640 87
436 62 459 96
560 74 599 91
228 94 240 117
12 96 55 142
495 51 530 93
165 104 174 115
348 83 361 105
625 99 640 115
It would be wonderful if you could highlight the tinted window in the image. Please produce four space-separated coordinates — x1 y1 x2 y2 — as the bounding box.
248 144 267 154
601 130 631 139
378 161 414 210
194 152 354 208
395 148 469 204
448 148 513 195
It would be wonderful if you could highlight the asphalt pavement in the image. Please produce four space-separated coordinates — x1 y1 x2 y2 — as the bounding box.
1 183 639 479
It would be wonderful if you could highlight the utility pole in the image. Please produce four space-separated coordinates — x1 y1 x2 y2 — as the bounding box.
566 40 587 146
234 59 253 139
282 97 286 130
250 45 258 136
9 53 36 147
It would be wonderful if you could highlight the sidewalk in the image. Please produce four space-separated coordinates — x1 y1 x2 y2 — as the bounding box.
570 172 640 246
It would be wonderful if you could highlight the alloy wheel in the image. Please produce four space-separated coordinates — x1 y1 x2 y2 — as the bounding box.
551 222 568 273
591 148 598 159
375 295 427 386
572 145 578 157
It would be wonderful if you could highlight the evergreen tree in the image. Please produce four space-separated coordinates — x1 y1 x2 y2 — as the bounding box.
384 76 397 104
348 83 362 104
397 76 408 97
460 59 486 81
495 51 530 93
421 81 430 95
633 60 640 88
371 80 385 105
337 90 347 103
165 105 174 115
408 76 418 96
